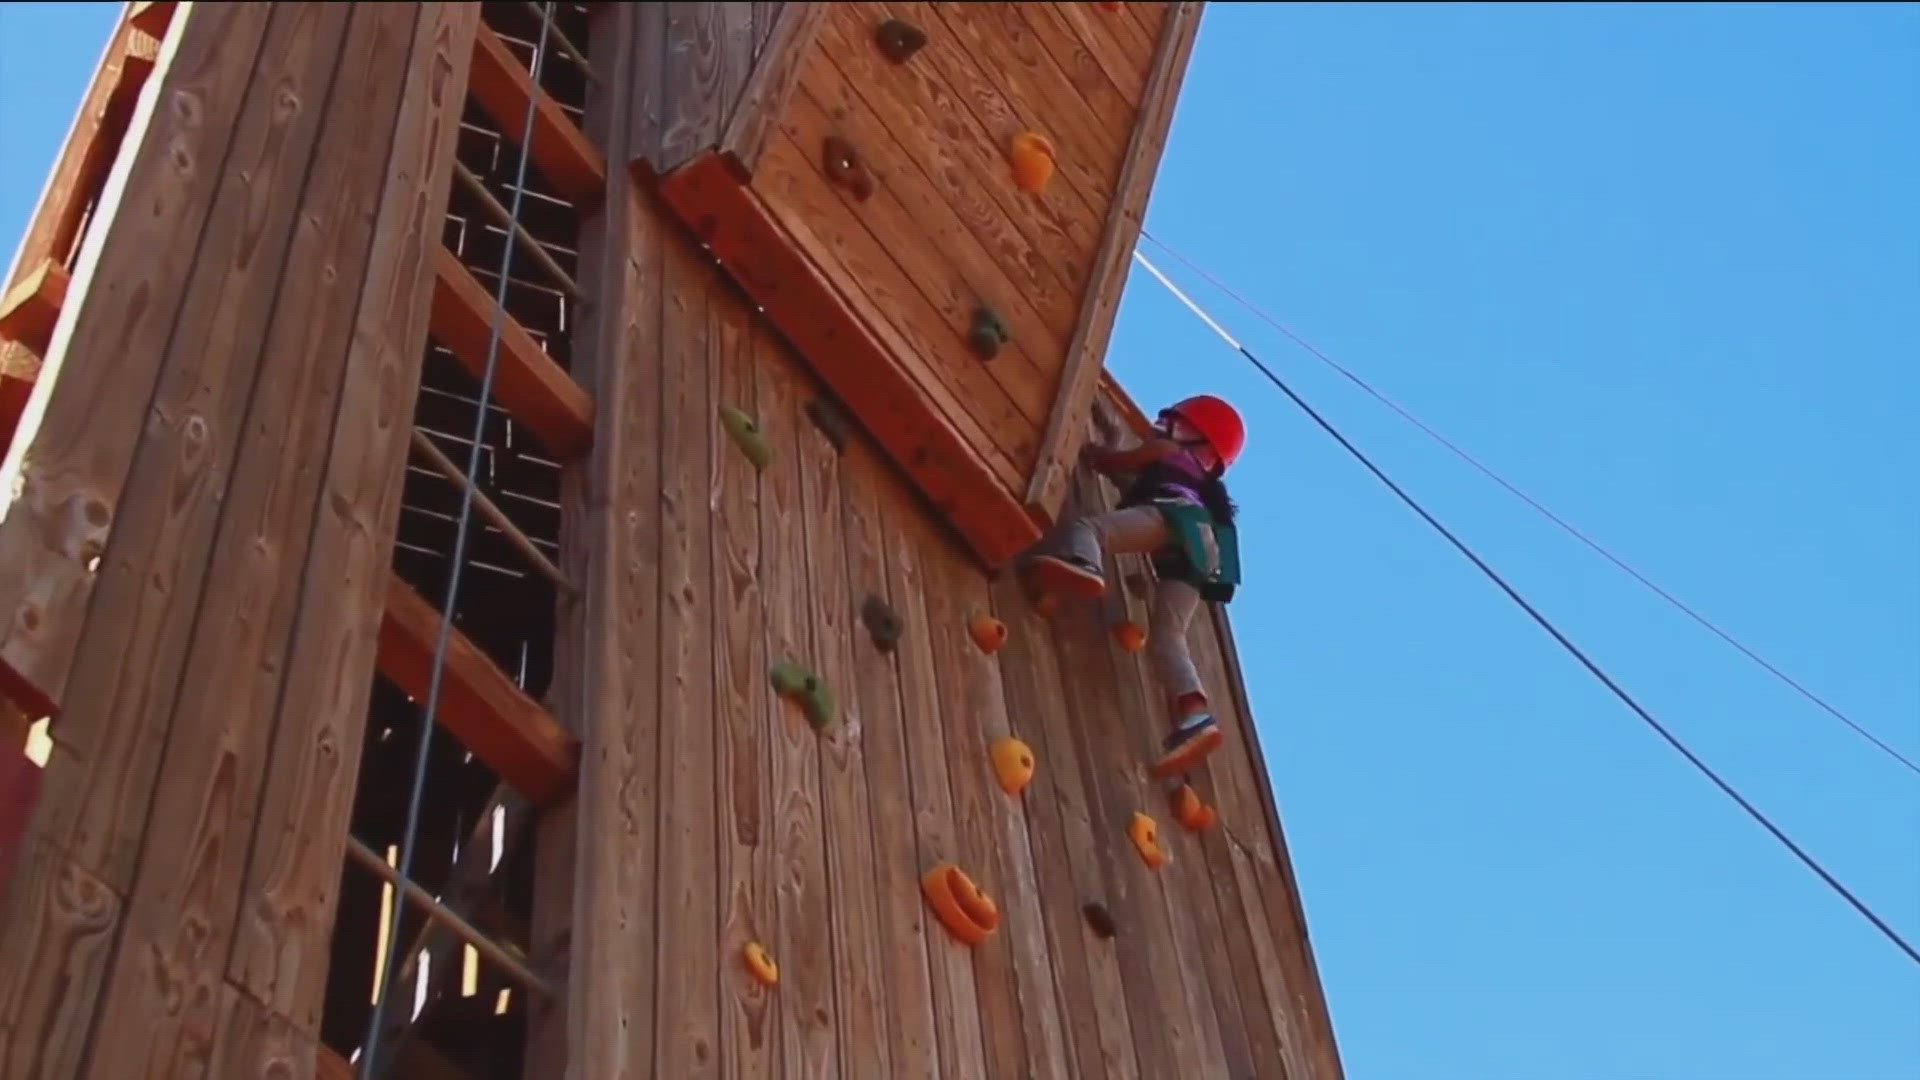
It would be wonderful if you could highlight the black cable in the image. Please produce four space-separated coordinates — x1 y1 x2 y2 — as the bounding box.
1133 252 1920 968
1139 229 1920 780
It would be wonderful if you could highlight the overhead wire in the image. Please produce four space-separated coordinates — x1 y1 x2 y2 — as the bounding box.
1137 229 1920 780
1131 248 1920 968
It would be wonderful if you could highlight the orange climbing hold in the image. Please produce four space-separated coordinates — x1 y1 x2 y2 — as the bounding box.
1129 811 1167 869
991 737 1035 796
741 941 779 988
969 611 1008 654
1113 621 1147 653
923 862 1000 945
1009 132 1056 194
1170 784 1218 833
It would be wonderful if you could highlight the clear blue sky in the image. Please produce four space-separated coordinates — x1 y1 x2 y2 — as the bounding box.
3 4 1914 1078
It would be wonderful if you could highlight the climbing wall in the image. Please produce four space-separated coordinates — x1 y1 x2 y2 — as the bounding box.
558 189 1340 1076
0 4 1340 1078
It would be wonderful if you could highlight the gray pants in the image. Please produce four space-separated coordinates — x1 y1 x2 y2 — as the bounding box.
1050 503 1214 708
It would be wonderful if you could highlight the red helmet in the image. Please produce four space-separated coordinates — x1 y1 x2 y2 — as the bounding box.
1162 394 1246 469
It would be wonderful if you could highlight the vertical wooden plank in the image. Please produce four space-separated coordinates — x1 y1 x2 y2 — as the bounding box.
208 981 324 1080
793 374 893 1078
224 0 477 1030
836 442 942 1079
0 0 272 722
880 488 990 1080
529 1 635 1070
1094 547 1252 1079
568 6 669 1067
997 569 1149 1080
0 843 120 1078
653 230 721 1079
77 6 417 1073
755 337 838 1080
657 2 724 170
921 547 1074 1080
714 275 779 1080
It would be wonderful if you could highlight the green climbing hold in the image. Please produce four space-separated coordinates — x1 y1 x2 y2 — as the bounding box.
719 406 772 473
770 661 838 730
968 306 1009 360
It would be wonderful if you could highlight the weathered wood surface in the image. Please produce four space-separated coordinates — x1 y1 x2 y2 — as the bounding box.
1027 0 1204 517
0 4 481 1076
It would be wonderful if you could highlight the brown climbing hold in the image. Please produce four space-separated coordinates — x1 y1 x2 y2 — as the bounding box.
923 863 999 945
822 134 875 201
1171 783 1217 833
990 737 1035 796
1113 621 1147 653
742 941 779 988
861 594 904 653
1129 812 1167 869
969 611 1007 654
967 306 1009 360
1009 132 1055 194
874 17 928 63
1082 901 1117 939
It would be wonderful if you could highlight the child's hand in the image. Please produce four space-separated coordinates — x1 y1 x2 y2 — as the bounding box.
1078 442 1112 472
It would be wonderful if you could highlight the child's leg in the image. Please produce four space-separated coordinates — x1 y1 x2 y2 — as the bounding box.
1147 577 1225 777
1025 505 1169 598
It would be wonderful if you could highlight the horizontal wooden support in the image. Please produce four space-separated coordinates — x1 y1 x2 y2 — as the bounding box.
466 22 606 208
377 571 576 806
655 150 1043 569
127 1 177 38
0 259 71 355
429 244 593 460
0 341 40 453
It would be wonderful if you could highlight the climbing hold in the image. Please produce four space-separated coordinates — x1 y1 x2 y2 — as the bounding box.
1097 1 1124 11
990 737 1035 796
861 594 903 653
822 135 875 201
922 862 1000 945
1082 901 1117 939
967 306 1010 361
805 395 851 454
874 17 928 64
1129 812 1167 869
769 661 838 730
718 406 772 473
742 941 779 988
1113 621 1147 653
968 611 1007 654
1170 784 1217 833
1009 132 1056 194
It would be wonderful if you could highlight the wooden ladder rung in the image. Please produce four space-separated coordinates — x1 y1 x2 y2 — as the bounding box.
467 22 606 208
377 571 576 807
429 244 594 461
0 259 71 356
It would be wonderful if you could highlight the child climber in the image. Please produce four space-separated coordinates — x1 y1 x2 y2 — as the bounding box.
1021 394 1247 779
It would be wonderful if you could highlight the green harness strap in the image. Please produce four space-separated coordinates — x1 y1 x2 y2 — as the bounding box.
1155 501 1240 601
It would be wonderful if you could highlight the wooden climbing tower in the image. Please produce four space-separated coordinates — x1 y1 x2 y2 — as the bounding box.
0 3 1342 1078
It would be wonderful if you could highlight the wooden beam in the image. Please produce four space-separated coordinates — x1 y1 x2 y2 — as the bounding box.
127 2 177 38
429 243 594 461
466 22 606 208
0 260 71 356
654 150 1042 570
1023 1 1204 519
0 341 43 453
377 571 577 806
717 1 825 179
